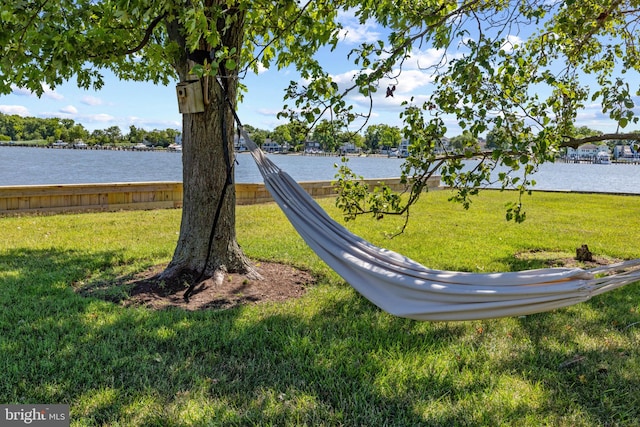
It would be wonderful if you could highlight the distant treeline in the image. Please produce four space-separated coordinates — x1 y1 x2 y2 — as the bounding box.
0 112 398 152
0 113 180 147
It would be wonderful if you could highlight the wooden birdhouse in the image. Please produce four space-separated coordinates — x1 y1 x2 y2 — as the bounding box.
176 80 205 114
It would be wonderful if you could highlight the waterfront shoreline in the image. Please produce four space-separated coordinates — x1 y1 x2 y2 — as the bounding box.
2 145 639 192
3 143 639 163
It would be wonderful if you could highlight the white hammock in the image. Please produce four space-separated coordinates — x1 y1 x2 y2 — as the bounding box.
240 128 640 321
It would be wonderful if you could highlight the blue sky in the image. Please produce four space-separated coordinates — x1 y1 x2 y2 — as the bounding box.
0 9 634 137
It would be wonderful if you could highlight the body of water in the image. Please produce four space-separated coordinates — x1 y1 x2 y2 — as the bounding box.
1 146 639 194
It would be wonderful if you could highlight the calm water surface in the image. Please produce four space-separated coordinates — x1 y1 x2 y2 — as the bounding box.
1 147 639 194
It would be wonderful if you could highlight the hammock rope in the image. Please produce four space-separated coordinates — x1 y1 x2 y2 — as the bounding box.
232 119 640 321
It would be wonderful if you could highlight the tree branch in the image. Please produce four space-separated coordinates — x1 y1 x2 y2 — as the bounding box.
123 12 168 55
562 132 640 148
87 12 168 59
18 0 50 49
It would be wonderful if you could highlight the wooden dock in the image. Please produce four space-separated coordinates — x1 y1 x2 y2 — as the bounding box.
0 177 441 216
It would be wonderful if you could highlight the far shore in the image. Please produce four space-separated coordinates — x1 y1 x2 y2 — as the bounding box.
3 140 639 163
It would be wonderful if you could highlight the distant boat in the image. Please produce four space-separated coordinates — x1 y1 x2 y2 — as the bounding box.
596 151 611 164
52 140 68 148
168 143 182 152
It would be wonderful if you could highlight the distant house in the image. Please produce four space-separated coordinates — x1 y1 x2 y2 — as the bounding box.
339 142 360 154
578 143 598 159
234 133 247 152
396 137 450 156
262 141 282 153
304 141 322 153
399 139 410 157
614 144 639 159
566 143 609 160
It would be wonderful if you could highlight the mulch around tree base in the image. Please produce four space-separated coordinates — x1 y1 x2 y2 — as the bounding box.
119 262 315 311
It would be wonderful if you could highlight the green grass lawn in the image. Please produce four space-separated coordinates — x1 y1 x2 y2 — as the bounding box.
1 190 639 426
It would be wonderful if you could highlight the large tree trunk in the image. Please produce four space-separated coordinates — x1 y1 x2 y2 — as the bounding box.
161 7 256 284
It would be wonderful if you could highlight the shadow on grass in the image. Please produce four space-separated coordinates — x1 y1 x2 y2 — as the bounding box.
507 290 640 424
498 248 625 272
1 247 639 425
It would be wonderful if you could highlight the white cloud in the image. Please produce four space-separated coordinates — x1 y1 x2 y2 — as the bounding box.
0 105 30 116
338 23 381 44
11 86 33 97
329 69 361 87
41 84 64 100
327 46 450 96
87 113 115 123
257 107 285 116
126 116 181 130
405 48 450 70
286 54 439 124
329 62 436 102
10 83 64 100
60 105 78 114
574 105 623 133
256 62 268 74
387 69 435 93
336 8 380 44
81 96 103 106
501 35 523 53
336 8 357 22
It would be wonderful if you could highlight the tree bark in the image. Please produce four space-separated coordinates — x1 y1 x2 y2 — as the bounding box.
160 7 257 284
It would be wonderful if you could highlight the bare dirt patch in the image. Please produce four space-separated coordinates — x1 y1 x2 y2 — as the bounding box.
514 249 623 269
89 262 315 311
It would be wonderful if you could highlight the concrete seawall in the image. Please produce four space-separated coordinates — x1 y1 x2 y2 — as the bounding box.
0 176 441 216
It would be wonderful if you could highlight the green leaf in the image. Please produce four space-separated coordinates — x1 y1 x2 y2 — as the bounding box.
225 58 237 70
